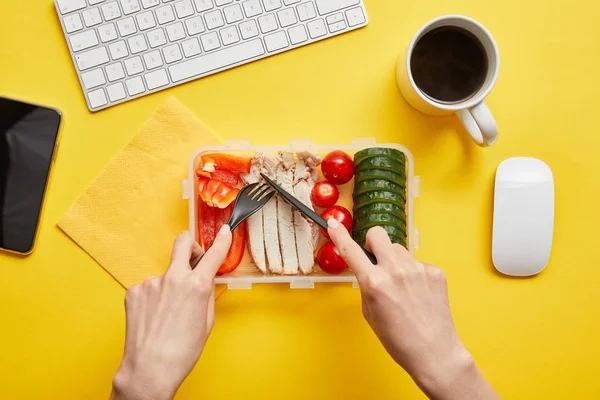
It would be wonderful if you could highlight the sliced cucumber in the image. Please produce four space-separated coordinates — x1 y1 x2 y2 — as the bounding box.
355 156 405 173
354 148 405 167
353 212 406 230
354 229 407 248
353 203 406 220
355 168 405 184
353 191 406 208
354 179 405 196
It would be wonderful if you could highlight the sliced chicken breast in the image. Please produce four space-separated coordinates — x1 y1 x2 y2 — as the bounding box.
243 157 267 273
293 156 316 274
296 152 323 249
276 152 299 275
260 153 283 274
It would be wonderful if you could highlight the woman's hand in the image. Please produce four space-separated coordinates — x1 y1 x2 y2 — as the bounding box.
327 219 499 400
111 226 232 400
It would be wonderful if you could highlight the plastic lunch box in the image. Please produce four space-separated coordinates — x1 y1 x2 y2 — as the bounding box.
183 138 420 289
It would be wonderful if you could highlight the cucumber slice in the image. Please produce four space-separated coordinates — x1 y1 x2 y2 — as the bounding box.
354 148 405 166
354 179 405 196
353 191 406 208
353 203 406 221
355 168 405 184
355 156 405 173
353 213 406 231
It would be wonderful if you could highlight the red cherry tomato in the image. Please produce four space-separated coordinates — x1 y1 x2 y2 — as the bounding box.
311 180 340 208
317 241 348 274
321 150 354 185
320 205 352 239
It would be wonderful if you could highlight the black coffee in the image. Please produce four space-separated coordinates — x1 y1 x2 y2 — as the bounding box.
410 26 488 103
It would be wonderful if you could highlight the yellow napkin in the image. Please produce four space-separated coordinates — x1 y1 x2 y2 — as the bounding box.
59 97 222 289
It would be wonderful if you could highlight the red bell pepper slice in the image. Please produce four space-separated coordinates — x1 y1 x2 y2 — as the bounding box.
197 177 239 208
201 154 251 174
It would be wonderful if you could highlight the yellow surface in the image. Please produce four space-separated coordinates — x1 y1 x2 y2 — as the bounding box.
1 0 599 398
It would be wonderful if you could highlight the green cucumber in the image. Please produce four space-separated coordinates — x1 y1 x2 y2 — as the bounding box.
354 229 407 248
355 168 405 184
353 191 406 208
354 148 405 166
353 212 406 231
355 156 405 173
355 224 406 239
354 179 405 196
353 203 406 221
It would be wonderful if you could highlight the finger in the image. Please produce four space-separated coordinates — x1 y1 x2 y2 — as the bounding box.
168 233 197 273
194 224 233 280
326 218 373 280
190 241 205 267
364 227 394 265
206 285 216 334
124 284 142 348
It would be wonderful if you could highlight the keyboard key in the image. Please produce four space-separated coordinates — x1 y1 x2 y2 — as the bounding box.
185 16 206 35
215 0 233 5
120 0 141 14
205 10 224 30
145 69 170 89
107 82 127 101
296 1 316 21
143 50 164 69
328 20 345 32
262 0 281 12
242 0 262 18
258 13 278 33
147 28 168 47
56 0 87 14
174 0 195 18
82 8 103 27
220 26 240 45
264 30 288 52
307 18 326 38
169 38 264 82
200 31 220 51
142 0 160 7
69 30 99 52
325 12 343 24
105 62 126 81
156 5 176 24
193 0 214 12
239 19 259 39
128 34 149 54
315 0 358 15
277 8 297 27
99 23 118 42
89 0 106 5
163 44 183 63
125 56 145 75
137 11 157 30
182 38 202 57
288 24 307 44
283 0 300 4
63 14 83 33
345 6 365 27
81 68 106 89
118 17 138 36
102 2 122 20
88 88 108 108
166 22 186 41
126 76 146 95
109 40 129 59
224 4 244 24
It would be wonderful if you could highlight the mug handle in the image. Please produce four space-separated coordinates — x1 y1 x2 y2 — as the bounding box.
457 102 499 147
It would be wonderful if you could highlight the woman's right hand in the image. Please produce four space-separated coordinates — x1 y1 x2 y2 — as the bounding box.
327 219 500 400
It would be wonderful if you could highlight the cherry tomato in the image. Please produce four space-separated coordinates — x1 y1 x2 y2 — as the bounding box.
321 150 354 185
317 241 348 274
320 205 352 239
311 180 340 208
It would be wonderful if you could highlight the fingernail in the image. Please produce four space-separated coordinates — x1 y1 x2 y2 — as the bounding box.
327 218 340 229
218 224 231 235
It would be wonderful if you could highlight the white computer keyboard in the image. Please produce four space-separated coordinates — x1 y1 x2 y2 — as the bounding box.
54 0 368 112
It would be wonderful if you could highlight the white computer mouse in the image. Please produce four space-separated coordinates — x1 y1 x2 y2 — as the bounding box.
492 157 554 276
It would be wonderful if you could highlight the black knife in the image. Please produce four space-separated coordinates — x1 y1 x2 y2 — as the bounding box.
260 173 377 265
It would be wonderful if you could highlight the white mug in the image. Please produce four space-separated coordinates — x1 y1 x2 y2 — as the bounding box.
396 15 500 147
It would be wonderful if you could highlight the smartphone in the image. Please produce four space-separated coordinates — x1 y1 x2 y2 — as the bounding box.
0 97 62 255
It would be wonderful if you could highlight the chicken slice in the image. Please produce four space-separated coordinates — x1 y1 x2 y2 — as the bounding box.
260 152 283 274
242 157 267 273
276 152 299 275
293 156 316 274
296 151 323 249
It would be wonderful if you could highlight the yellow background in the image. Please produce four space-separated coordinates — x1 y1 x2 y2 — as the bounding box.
1 0 599 398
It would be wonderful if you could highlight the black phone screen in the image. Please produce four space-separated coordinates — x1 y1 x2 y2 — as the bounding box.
0 97 61 254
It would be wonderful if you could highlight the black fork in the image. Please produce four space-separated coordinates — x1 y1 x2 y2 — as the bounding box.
192 182 275 270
